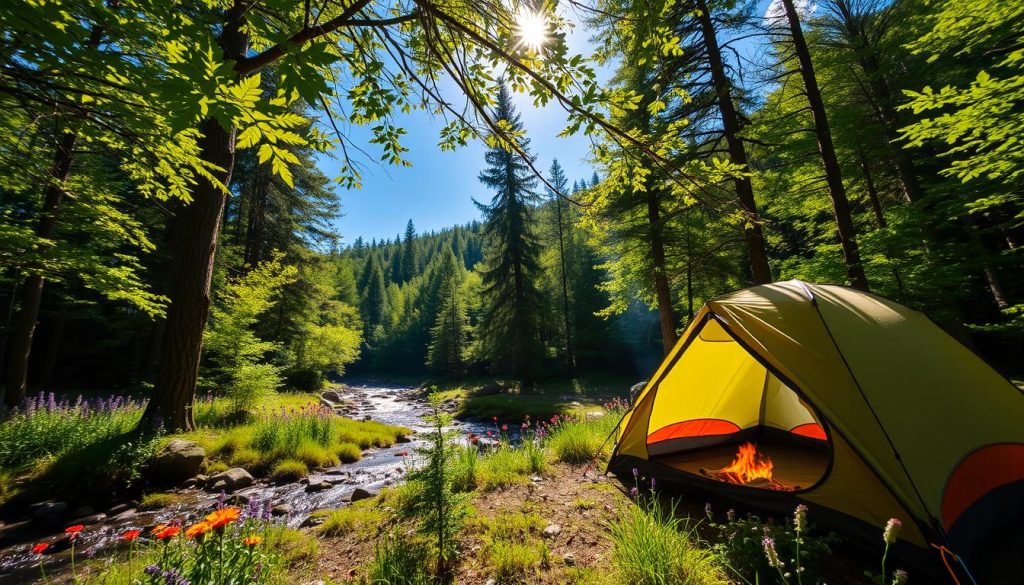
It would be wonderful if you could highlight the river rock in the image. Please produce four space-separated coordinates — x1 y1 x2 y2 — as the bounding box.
71 506 95 518
73 513 107 525
271 504 293 516
182 474 208 489
227 494 250 506
31 501 67 520
207 468 254 492
477 382 503 396
396 434 413 443
563 553 576 566
154 439 206 482
542 524 561 538
305 480 332 493
111 509 138 522
349 487 377 502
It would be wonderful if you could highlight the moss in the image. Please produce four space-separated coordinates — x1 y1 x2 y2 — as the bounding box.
574 497 598 510
138 492 186 511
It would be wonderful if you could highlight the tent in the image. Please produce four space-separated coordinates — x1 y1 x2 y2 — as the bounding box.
608 280 1024 578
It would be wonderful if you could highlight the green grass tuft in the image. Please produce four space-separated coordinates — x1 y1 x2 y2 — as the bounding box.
270 459 309 482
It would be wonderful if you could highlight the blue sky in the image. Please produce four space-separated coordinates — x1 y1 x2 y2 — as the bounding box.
321 1 775 244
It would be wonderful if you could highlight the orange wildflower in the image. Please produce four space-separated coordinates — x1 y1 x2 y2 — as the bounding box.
121 529 141 541
154 526 181 540
204 506 241 529
243 535 263 546
185 521 213 539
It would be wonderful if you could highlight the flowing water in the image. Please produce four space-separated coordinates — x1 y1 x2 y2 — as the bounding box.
0 384 497 582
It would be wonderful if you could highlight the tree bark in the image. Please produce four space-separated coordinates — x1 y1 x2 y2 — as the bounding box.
781 0 870 291
695 0 772 285
647 190 677 355
4 131 77 407
142 3 248 431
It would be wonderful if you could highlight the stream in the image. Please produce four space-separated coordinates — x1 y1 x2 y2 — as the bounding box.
0 384 497 582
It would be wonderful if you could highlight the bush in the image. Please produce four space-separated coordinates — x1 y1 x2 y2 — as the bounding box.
477 447 533 490
547 412 620 464
334 442 362 463
609 496 726 585
316 506 384 537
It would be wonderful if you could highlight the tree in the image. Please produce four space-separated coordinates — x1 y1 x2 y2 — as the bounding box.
360 255 389 332
427 250 469 376
400 219 419 283
475 84 545 382
547 159 575 372
777 0 870 290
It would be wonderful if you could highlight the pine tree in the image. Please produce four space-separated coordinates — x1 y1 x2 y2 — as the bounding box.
401 219 419 283
475 84 545 382
548 159 575 372
360 255 389 330
427 250 468 375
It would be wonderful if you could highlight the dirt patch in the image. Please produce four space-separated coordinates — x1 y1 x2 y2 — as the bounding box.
315 462 628 583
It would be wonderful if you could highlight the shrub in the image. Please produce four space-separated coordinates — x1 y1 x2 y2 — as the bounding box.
292 440 338 468
490 540 543 583
270 459 309 483
360 536 430 585
609 495 726 585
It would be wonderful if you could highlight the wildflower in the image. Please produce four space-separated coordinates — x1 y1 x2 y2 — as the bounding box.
121 529 141 541
762 536 784 569
892 569 908 585
243 535 263 546
31 543 49 555
493 416 498 422
883 518 902 545
794 504 808 533
144 565 160 576
205 506 241 529
501 424 508 431
525 415 530 421
629 487 639 498
153 526 181 540
632 467 639 478
65 524 84 539
486 430 493 437
705 502 713 518
185 521 213 539
650 477 656 490
727 509 736 522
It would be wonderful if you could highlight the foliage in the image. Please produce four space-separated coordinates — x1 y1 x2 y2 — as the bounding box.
204 255 297 412
359 536 431 585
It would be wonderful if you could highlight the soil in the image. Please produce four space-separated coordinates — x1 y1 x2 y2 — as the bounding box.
316 462 630 584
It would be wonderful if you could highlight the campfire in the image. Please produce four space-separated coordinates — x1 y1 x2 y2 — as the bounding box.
700 442 798 491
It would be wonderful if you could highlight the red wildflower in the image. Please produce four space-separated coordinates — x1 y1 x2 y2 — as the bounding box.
501 424 508 431
204 506 241 529
121 530 141 541
31 543 49 555
153 526 181 540
64 525 84 535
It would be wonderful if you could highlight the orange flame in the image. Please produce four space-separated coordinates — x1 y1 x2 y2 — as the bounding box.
719 442 773 484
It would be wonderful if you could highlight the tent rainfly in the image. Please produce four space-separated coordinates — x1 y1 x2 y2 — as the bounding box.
608 281 1024 581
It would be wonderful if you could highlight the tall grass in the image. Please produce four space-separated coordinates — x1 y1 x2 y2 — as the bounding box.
547 409 622 464
0 392 146 468
609 496 726 585
360 537 431 585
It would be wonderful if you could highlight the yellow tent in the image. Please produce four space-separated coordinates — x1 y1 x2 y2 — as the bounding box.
608 280 1024 576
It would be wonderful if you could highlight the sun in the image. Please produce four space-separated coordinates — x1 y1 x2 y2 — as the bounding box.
514 6 549 54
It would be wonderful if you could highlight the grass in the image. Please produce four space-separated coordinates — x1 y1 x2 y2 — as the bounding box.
194 402 409 477
609 497 727 585
316 505 386 537
360 536 431 585
473 511 551 584
549 412 621 464
477 446 536 490
574 497 598 510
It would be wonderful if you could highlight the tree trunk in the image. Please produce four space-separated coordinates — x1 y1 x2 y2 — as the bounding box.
141 4 248 431
142 118 236 431
858 147 905 299
647 191 677 355
696 0 772 285
4 131 77 407
781 0 869 291
553 193 575 373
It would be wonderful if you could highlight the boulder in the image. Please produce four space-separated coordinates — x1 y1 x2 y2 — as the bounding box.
226 494 250 506
349 487 378 502
321 389 346 405
107 503 132 516
477 382 503 396
72 513 106 525
395 434 413 444
154 439 206 483
629 380 648 404
111 509 138 522
207 468 254 492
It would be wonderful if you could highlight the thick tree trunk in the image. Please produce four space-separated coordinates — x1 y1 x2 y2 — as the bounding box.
696 0 772 285
4 131 77 407
142 119 236 431
141 4 248 431
647 191 677 355
553 194 575 373
781 0 869 291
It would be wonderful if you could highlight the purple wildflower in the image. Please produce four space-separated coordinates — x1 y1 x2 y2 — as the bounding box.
762 535 784 569
892 569 908 585
794 504 808 533
883 518 902 545
629 486 639 498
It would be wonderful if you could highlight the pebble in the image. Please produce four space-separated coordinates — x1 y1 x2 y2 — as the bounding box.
542 523 561 538
305 481 332 493
271 504 293 516
563 553 576 566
